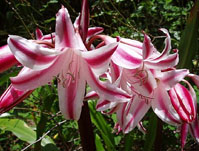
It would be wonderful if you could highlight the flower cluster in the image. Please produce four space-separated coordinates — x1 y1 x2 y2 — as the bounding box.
0 0 199 150
86 31 199 149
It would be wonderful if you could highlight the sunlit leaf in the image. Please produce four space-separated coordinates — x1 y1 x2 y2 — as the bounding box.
0 118 55 147
88 101 116 151
95 134 105 151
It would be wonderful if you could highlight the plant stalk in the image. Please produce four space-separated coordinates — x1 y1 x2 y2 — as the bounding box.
78 101 96 151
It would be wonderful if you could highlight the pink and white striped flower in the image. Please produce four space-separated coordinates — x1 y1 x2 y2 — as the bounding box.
7 6 130 120
87 28 178 71
0 28 58 114
90 29 197 138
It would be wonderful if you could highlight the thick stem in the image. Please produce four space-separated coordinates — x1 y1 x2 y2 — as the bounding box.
78 101 96 151
154 118 163 151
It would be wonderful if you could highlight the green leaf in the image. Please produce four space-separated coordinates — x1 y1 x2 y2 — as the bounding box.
124 132 133 151
0 71 18 86
143 112 158 151
0 118 55 147
88 101 116 151
0 118 36 143
42 144 59 151
178 0 199 69
95 134 105 151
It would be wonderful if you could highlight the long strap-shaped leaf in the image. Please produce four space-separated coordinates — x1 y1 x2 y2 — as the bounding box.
143 111 158 151
178 0 199 69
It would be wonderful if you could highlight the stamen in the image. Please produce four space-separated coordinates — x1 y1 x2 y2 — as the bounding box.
68 61 74 71
57 77 61 84
62 73 75 88
55 74 61 84
66 73 75 81
131 68 148 86
131 88 154 104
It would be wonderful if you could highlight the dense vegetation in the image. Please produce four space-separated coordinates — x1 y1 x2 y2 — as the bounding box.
0 0 198 151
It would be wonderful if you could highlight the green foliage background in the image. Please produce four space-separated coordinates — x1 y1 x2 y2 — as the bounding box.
0 0 198 151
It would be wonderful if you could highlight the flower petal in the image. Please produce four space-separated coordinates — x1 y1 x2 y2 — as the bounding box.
169 84 196 123
142 34 155 60
152 84 181 126
87 27 104 40
184 80 197 109
110 61 122 83
8 35 59 70
41 33 55 43
79 0 89 42
181 123 189 150
116 103 128 128
159 69 189 90
153 28 171 60
123 96 150 133
112 43 142 69
0 45 18 73
35 28 43 40
101 35 143 52
137 122 147 134
189 117 199 143
145 53 179 70
58 55 86 120
55 6 76 49
96 99 118 111
120 38 142 50
188 74 199 88
82 43 118 76
84 63 131 102
11 50 68 91
0 84 33 114
55 6 86 51
84 91 99 100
